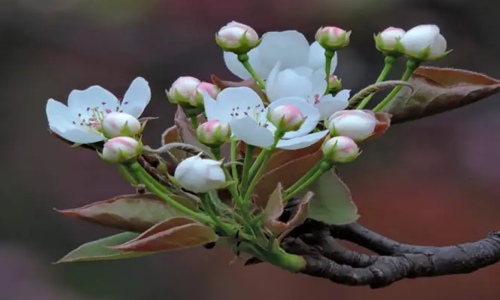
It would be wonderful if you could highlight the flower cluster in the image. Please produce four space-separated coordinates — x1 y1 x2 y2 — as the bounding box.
46 20 449 270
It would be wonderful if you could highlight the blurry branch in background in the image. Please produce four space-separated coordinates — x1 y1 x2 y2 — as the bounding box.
279 219 500 288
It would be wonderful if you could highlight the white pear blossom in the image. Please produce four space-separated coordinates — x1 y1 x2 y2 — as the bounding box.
202 87 328 150
46 77 151 144
265 62 350 119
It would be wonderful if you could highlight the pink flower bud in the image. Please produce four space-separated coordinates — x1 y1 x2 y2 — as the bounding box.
268 104 306 132
101 137 142 164
328 110 377 141
196 120 231 146
400 25 447 61
216 21 260 54
166 76 201 106
322 136 359 163
174 154 226 193
192 82 220 107
374 27 406 55
101 112 141 138
315 26 351 51
328 75 342 93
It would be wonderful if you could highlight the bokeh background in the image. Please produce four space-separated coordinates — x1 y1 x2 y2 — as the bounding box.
1 0 500 299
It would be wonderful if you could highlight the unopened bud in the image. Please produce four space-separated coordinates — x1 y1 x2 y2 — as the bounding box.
327 75 342 94
322 136 359 163
216 21 260 54
101 137 142 164
192 82 220 107
268 104 306 132
328 110 377 141
400 24 448 61
315 26 351 52
196 120 231 146
374 27 406 56
174 154 226 193
166 76 201 106
102 112 141 138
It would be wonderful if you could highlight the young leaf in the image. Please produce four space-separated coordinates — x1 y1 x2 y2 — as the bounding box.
55 232 151 263
279 192 313 238
160 125 188 160
308 170 359 225
381 66 500 124
174 106 212 154
55 193 193 232
254 147 323 208
110 217 218 252
262 184 287 234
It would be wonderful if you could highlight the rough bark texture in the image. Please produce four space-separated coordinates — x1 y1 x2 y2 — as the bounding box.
281 219 500 288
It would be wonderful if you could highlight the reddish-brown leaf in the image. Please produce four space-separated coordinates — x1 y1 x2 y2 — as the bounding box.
262 184 287 234
55 193 193 232
265 139 323 174
382 66 500 124
110 217 218 252
160 125 187 160
254 147 323 208
279 192 313 238
174 106 212 154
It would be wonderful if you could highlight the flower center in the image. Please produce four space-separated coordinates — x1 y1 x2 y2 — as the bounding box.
72 101 123 132
314 94 321 105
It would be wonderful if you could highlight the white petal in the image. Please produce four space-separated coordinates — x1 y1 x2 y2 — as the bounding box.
56 127 104 144
230 117 274 148
202 92 227 122
258 31 310 71
315 90 350 119
120 77 151 117
223 48 269 79
291 66 314 78
268 96 319 138
266 69 312 101
277 130 328 150
308 42 338 74
67 85 120 118
310 68 328 96
217 87 264 121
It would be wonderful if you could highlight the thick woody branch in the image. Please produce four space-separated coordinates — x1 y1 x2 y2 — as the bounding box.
282 220 500 288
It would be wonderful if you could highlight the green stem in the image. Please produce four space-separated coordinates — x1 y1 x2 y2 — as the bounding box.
230 139 239 183
242 241 305 273
190 117 199 129
117 164 139 185
128 162 211 224
324 50 336 94
283 160 333 202
372 59 420 112
240 144 255 194
237 54 266 89
201 193 230 234
356 56 396 109
248 149 268 180
283 158 324 197
211 146 221 159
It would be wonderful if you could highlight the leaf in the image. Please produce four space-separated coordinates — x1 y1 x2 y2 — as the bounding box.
262 184 286 234
381 66 500 124
174 106 212 155
308 170 359 225
160 125 188 160
280 192 313 238
264 139 323 174
365 112 392 141
254 147 323 208
55 193 194 232
55 232 151 263
110 217 218 252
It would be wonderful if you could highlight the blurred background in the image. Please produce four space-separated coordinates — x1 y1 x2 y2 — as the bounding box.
1 0 500 299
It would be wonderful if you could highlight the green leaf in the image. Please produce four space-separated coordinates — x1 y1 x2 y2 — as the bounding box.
110 217 218 252
381 66 500 124
55 232 152 263
308 170 359 225
55 193 192 232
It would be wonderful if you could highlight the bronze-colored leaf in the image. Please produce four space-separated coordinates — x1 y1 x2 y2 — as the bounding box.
382 66 500 124
160 125 187 160
174 106 212 154
211 75 268 101
265 139 323 174
365 112 392 141
262 184 287 234
279 192 313 238
254 148 323 208
110 217 218 252
55 193 195 232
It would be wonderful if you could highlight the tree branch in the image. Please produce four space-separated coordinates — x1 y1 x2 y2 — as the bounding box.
281 220 500 288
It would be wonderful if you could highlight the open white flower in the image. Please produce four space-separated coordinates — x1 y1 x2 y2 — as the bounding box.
223 30 338 80
265 62 350 120
46 77 151 144
203 87 328 150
